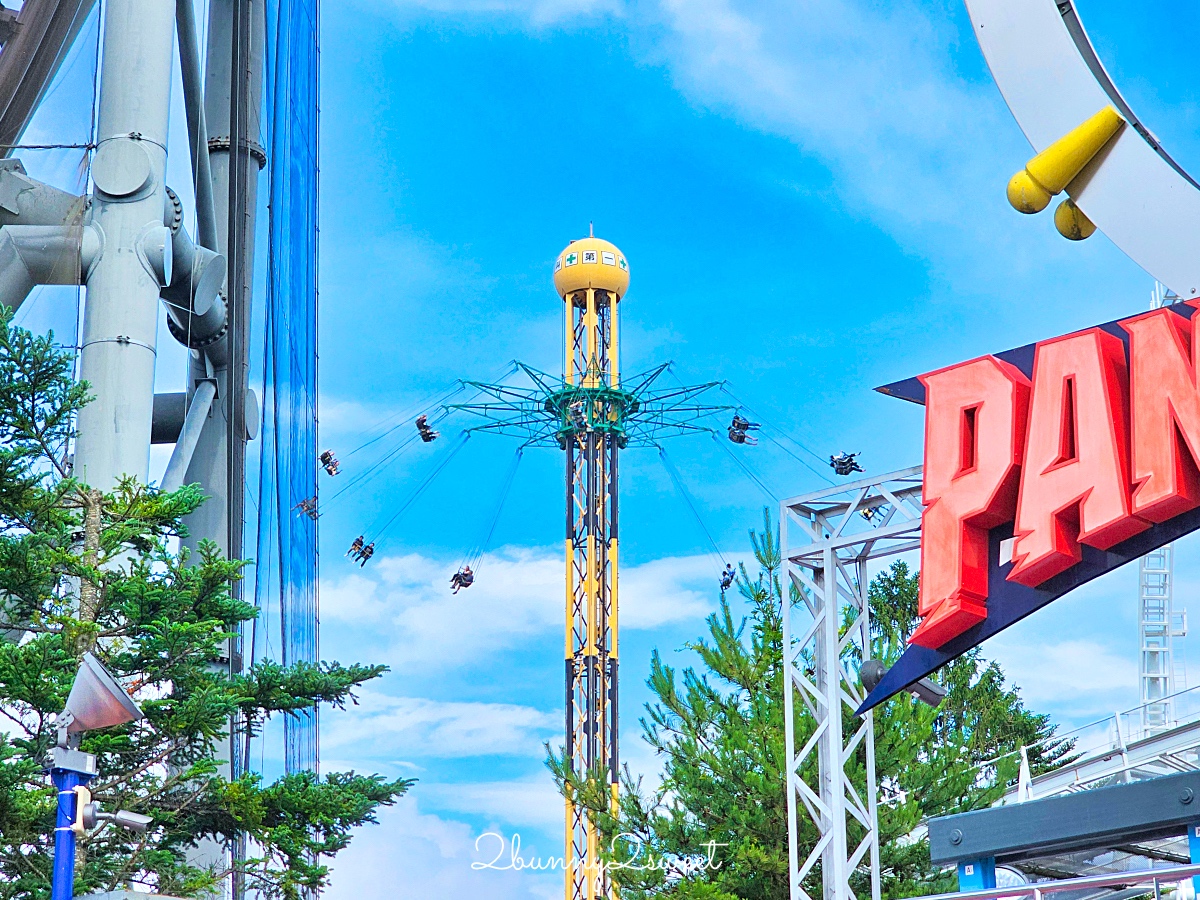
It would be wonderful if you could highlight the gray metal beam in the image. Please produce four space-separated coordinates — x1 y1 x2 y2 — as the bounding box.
161 380 217 492
174 0 217 252
72 0 177 491
929 771 1200 865
184 2 266 892
151 392 186 444
782 468 925 900
182 0 265 564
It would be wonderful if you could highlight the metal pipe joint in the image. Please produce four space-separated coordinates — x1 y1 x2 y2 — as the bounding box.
160 186 227 352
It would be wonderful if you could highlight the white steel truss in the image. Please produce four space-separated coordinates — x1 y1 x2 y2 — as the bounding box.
1139 545 1183 731
781 466 923 900
1140 284 1188 733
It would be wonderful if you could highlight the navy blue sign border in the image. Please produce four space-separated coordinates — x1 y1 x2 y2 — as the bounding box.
857 301 1198 715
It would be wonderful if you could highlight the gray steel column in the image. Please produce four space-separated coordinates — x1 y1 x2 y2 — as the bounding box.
183 3 265 896
182 0 264 561
73 0 176 490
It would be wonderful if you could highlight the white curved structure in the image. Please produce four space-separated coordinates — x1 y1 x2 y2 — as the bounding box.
968 0 1200 296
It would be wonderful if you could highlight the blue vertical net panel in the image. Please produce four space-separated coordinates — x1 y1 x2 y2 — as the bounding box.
252 0 320 775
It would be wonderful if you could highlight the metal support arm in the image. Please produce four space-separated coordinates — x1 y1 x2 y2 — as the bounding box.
0 223 95 312
161 188 227 355
160 379 217 491
174 0 217 251
0 159 86 226
0 159 90 312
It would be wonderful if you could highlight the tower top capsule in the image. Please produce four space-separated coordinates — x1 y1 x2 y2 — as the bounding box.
553 235 629 299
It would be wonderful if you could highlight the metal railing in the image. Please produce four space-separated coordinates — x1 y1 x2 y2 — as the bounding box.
978 683 1200 805
916 861 1200 900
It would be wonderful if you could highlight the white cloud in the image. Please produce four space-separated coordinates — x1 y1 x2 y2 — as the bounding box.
321 545 716 669
424 776 565 831
646 0 1012 233
350 0 1017 244
324 797 561 900
361 0 621 26
322 690 560 759
984 637 1138 714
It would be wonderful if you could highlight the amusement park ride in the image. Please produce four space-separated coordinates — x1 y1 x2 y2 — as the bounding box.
450 236 736 900
9 0 1200 897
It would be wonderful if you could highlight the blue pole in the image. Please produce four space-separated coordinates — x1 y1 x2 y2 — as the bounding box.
51 768 90 900
1187 821 1200 896
957 858 996 892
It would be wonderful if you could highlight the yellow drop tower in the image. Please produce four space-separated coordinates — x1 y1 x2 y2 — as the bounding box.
553 232 631 900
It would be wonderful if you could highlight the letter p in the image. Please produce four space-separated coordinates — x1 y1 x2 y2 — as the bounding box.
910 357 1030 649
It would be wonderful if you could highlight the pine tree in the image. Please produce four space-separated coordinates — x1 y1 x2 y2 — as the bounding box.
549 510 1072 899
0 308 410 899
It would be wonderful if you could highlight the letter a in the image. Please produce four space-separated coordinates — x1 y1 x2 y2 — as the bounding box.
1123 308 1200 521
1009 329 1146 586
910 356 1029 649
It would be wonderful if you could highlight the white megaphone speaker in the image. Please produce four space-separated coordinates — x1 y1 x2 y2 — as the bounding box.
59 652 144 739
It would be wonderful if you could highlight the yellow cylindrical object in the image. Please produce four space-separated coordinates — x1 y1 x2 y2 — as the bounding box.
586 819 597 900
565 796 575 896
565 298 575 385
585 288 597 388
1007 105 1124 214
609 539 618 659
565 538 574 658
1054 197 1096 241
585 533 596 655
1027 106 1123 193
608 293 619 387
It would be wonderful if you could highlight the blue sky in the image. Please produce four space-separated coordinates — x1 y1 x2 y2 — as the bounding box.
312 1 1200 896
12 0 1200 896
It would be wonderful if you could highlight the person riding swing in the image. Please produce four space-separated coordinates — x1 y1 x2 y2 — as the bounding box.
450 565 475 593
720 563 735 592
320 449 341 476
416 415 440 443
829 452 863 476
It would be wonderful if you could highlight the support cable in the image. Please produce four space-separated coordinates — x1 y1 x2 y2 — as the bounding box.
657 445 727 568
365 431 471 543
342 380 466 460
756 426 836 485
324 406 456 505
328 370 511 504
659 363 832 484
718 385 835 485
712 431 779 502
461 446 524 572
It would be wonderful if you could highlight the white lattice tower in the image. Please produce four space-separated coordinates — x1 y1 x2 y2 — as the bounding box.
1140 283 1188 732
781 467 923 900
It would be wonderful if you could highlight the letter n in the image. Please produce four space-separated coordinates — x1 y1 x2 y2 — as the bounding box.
909 356 1029 649
1009 329 1146 587
1123 308 1200 521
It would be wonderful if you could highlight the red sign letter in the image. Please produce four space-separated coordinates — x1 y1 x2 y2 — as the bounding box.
1009 329 1146 586
1123 308 1200 522
910 356 1030 649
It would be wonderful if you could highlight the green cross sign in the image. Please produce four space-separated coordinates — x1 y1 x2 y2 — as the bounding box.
566 253 577 265
618 257 627 270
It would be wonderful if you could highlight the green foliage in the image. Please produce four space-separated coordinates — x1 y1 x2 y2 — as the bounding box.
549 510 1072 899
0 308 411 899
